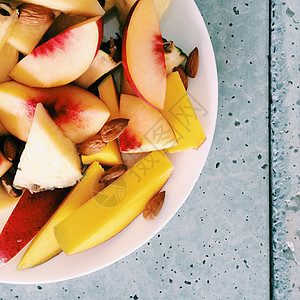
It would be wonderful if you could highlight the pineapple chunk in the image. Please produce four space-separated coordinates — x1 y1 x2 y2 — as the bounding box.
13 104 82 193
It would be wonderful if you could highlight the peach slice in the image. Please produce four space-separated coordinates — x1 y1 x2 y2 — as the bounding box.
44 13 87 41
17 0 104 17
8 4 57 55
0 188 69 266
122 0 167 110
81 140 123 166
54 151 173 255
9 17 103 88
74 49 121 89
17 162 105 270
0 2 18 51
0 151 12 178
98 74 120 121
0 81 110 144
118 94 177 153
0 43 19 84
121 71 136 96
116 0 171 23
13 104 83 193
162 72 206 152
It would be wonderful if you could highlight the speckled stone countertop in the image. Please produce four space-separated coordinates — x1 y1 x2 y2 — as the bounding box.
0 0 299 299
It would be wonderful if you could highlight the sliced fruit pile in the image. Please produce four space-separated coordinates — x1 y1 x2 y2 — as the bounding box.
0 0 205 270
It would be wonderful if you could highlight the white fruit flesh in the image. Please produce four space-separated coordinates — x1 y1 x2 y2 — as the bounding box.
164 41 187 74
9 17 101 88
118 94 177 153
123 0 167 110
14 104 82 193
74 50 121 89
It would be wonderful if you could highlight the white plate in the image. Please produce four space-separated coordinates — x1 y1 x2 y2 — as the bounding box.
0 0 218 284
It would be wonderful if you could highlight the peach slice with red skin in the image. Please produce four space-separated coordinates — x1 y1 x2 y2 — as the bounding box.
0 81 110 144
9 17 103 88
8 6 57 55
122 0 167 110
0 188 69 266
118 94 177 153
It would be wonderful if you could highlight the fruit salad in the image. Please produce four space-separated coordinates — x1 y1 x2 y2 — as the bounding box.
0 0 206 270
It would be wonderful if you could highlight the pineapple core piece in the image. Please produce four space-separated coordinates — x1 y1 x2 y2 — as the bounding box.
14 103 82 193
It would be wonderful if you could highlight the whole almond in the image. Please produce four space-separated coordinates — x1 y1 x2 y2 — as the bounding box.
173 66 188 90
185 47 199 78
143 191 165 220
1 173 22 198
18 3 54 25
100 164 127 186
3 136 18 161
100 118 129 143
77 134 106 156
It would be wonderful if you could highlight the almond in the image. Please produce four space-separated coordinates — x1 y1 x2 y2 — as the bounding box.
18 3 54 25
0 3 14 16
3 136 18 162
143 191 165 220
100 164 127 186
173 66 188 90
77 134 106 156
100 118 129 143
185 47 199 78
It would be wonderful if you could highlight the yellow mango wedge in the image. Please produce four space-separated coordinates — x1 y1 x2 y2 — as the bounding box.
17 162 105 270
81 140 122 166
98 75 119 121
162 72 206 153
54 151 173 255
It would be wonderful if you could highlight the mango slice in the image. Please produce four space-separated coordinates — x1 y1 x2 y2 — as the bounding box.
162 72 206 153
54 150 173 255
98 74 119 121
17 162 105 270
81 140 122 166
